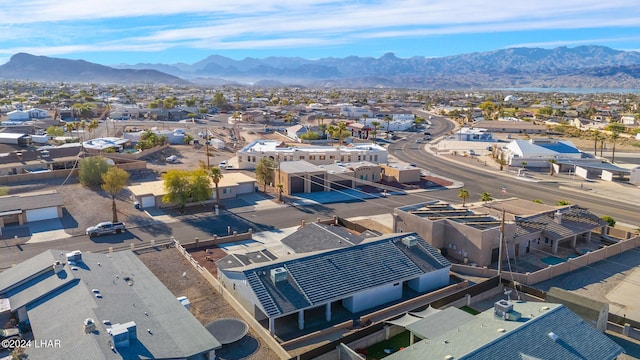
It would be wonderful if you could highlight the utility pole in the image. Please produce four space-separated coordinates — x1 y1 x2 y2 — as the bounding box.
205 128 210 168
497 209 506 276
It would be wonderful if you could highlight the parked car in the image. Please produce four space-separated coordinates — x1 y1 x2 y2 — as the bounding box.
415 139 422 143
166 155 178 163
469 149 476 156
218 160 227 168
86 222 126 237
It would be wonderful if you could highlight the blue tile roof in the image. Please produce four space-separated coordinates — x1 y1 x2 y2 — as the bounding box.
537 141 581 154
244 233 450 317
462 306 623 360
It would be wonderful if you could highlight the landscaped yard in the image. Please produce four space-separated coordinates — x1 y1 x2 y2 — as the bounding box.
362 331 410 360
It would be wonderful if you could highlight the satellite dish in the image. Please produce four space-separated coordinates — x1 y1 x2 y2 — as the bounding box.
105 158 115 166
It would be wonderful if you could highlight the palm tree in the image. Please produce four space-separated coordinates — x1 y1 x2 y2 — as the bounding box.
384 115 391 139
371 121 380 143
610 131 620 163
458 188 470 207
88 119 99 139
318 123 328 140
337 121 348 146
78 120 87 142
327 125 336 145
520 161 527 168
210 166 223 208
480 192 493 203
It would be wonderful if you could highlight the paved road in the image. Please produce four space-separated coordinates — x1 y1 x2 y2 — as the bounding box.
391 114 639 226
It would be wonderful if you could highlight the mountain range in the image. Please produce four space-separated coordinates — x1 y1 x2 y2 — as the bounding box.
2 46 640 89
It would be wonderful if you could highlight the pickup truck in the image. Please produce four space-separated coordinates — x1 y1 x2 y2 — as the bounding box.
86 222 126 237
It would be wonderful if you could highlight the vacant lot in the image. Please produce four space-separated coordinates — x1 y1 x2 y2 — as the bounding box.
138 247 279 360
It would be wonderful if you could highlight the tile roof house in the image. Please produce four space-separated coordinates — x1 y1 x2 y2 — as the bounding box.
0 250 221 359
217 233 451 337
385 301 624 360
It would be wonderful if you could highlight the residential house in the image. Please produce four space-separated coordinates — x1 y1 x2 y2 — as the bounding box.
0 190 64 228
394 198 605 267
0 250 221 359
384 301 623 360
216 233 451 337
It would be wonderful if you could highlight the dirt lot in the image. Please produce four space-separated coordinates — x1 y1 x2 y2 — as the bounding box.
137 247 279 360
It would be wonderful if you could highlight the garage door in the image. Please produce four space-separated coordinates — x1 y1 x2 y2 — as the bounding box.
237 182 255 194
290 177 304 194
25 207 59 222
141 196 156 208
310 175 325 192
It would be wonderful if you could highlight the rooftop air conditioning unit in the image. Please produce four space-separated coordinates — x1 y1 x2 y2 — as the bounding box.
52 261 64 273
66 250 82 262
270 267 288 284
494 300 514 318
402 235 418 247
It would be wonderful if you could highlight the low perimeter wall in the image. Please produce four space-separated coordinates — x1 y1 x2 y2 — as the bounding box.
452 235 640 285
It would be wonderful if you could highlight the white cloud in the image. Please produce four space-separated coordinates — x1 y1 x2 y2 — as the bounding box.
1 0 639 59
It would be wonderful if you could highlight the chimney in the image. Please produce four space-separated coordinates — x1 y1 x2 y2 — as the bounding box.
83 318 96 334
553 210 562 224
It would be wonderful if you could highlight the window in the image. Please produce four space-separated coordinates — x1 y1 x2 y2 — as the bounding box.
238 156 242 163
319 155 326 160
374 155 378 161
300 156 305 160
329 155 335 160
309 155 316 160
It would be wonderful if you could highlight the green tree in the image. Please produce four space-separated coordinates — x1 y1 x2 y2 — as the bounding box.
299 132 319 141
210 166 224 208
458 188 470 207
608 124 625 163
557 200 571 206
78 156 109 186
255 157 276 192
101 167 130 222
480 192 493 203
335 121 349 146
601 215 616 227
384 115 391 139
533 199 544 204
212 92 228 109
162 169 211 213
184 134 194 145
46 126 64 137
371 121 380 143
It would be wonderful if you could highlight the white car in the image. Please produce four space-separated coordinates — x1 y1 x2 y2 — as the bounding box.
166 155 178 163
218 160 227 168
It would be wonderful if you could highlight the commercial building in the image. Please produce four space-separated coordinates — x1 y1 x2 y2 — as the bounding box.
237 139 387 170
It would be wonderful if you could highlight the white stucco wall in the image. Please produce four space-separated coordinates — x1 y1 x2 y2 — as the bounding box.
407 267 450 293
342 282 403 313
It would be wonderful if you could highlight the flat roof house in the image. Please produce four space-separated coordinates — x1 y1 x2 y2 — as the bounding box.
216 233 451 337
0 250 221 359
394 198 605 267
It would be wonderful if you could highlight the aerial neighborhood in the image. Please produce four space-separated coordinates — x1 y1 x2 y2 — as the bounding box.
1 81 640 360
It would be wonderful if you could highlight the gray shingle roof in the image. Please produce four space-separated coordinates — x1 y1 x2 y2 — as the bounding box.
0 190 63 212
242 233 451 317
281 222 366 253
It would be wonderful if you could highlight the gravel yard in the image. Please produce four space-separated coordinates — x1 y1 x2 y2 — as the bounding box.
137 247 280 360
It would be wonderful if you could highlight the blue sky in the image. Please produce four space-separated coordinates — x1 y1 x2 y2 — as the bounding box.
1 0 639 66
